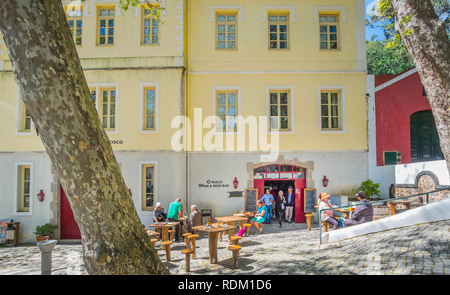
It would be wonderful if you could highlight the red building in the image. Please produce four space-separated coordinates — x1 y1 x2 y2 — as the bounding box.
374 68 444 167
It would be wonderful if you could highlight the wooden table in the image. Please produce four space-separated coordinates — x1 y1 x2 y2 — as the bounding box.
149 222 180 242
215 216 247 243
192 223 237 264
388 200 412 215
336 207 354 219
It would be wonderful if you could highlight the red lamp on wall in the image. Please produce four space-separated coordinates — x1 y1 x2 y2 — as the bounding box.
322 176 329 187
37 189 45 202
233 177 239 189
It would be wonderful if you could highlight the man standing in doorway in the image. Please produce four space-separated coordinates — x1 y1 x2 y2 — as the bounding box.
167 198 182 242
260 188 274 224
285 186 295 223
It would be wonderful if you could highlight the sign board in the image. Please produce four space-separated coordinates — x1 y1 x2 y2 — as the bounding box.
245 189 258 212
304 188 316 213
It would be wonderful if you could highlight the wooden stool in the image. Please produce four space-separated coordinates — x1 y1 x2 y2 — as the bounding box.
162 241 173 262
243 223 252 236
305 214 313 231
168 229 175 241
150 238 158 248
228 245 241 268
181 248 195 272
183 233 192 248
189 234 199 259
230 236 242 245
322 221 329 232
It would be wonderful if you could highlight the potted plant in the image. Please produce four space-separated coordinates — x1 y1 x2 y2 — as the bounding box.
34 223 58 242
353 179 383 205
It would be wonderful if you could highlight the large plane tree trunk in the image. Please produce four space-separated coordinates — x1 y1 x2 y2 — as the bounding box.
390 0 450 173
0 0 169 275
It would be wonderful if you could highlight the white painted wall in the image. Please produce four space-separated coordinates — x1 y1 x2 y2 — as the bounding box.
0 152 54 243
395 160 450 185
367 75 396 198
189 151 368 218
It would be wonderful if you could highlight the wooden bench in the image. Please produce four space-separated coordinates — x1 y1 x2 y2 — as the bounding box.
230 236 242 246
189 234 199 259
243 223 252 236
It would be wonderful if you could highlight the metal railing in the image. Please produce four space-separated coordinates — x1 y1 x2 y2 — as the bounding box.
318 188 450 245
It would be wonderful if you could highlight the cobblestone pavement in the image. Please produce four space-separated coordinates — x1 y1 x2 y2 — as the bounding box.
0 220 448 275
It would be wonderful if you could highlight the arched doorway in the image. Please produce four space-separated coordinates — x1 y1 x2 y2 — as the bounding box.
253 164 307 223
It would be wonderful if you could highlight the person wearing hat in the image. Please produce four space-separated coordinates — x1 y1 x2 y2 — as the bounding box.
318 192 340 230
284 186 295 223
343 191 374 227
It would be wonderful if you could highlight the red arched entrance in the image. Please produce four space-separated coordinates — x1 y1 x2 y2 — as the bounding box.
253 164 306 223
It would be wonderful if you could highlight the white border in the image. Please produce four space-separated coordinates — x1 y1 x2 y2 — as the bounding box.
317 85 346 134
13 162 33 216
212 86 242 135
87 82 120 134
138 160 158 213
139 82 159 134
375 68 417 92
266 85 295 135
312 6 348 23
261 6 298 22
15 87 35 136
208 5 245 22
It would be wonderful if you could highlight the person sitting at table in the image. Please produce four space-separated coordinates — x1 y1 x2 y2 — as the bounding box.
319 192 340 230
260 188 274 224
153 202 166 223
343 191 373 227
182 204 202 234
167 198 182 242
250 200 267 234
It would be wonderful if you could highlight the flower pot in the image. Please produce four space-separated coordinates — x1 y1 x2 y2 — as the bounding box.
36 235 53 242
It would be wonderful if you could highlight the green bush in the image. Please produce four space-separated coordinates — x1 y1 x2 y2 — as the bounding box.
34 223 58 236
353 179 381 199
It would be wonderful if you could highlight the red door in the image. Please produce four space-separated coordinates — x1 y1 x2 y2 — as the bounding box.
60 187 81 239
254 179 265 201
294 178 306 223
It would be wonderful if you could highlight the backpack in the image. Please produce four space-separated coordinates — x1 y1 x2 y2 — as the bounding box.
236 226 246 237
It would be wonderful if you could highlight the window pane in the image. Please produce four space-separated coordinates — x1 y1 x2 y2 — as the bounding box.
331 105 339 116
320 25 327 33
279 25 287 32
331 93 338 104
218 15 226 22
320 42 328 49
270 117 278 129
267 165 279 172
228 41 235 49
330 42 337 49
280 165 292 172
218 93 226 105
280 93 288 104
319 16 327 22
218 25 225 32
280 42 287 48
280 117 288 129
227 15 235 22
228 93 236 105
228 25 235 33
321 118 329 129
280 105 288 116
218 33 226 41
279 16 287 22
269 15 277 22
321 105 328 116
330 26 337 33
270 25 277 32
270 93 278 104
271 106 278 116
331 117 339 128
228 106 236 116
147 116 154 129
218 106 226 117
329 16 337 22
228 33 235 41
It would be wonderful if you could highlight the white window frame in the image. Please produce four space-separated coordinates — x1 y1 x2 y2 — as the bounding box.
266 86 295 135
138 160 158 213
87 83 120 134
139 82 159 134
212 86 242 135
261 6 298 23
15 89 34 136
13 162 33 216
318 85 346 134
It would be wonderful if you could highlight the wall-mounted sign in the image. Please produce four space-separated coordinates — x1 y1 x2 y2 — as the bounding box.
198 180 230 188
109 140 124 145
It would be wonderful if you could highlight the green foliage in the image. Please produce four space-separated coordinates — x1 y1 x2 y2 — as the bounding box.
34 223 58 236
366 39 414 74
353 179 381 199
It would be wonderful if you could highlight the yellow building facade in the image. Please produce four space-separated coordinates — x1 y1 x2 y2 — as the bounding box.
0 0 368 243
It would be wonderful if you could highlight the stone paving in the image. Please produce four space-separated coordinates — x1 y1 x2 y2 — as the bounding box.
0 219 448 275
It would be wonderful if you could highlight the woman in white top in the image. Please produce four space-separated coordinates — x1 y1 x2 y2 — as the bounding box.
318 192 340 230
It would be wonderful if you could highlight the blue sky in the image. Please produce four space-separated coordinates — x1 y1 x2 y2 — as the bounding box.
365 0 384 41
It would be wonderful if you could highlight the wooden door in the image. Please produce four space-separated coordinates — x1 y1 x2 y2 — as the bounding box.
60 187 81 239
294 178 306 223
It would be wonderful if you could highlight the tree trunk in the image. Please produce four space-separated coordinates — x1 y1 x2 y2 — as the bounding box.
391 0 450 173
0 0 169 275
